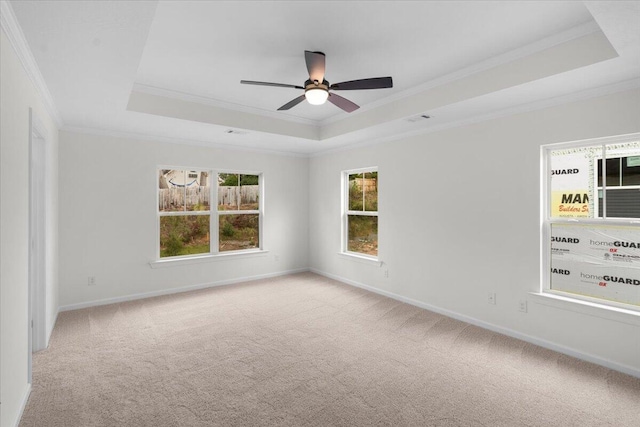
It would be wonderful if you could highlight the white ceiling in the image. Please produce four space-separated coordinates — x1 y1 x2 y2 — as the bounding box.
7 1 640 155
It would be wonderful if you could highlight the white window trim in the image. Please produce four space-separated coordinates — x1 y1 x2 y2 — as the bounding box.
155 166 264 266
149 249 269 269
337 252 383 266
342 167 379 261
528 291 640 326
540 133 640 316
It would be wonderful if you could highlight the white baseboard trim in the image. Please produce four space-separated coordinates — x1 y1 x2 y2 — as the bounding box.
59 268 309 312
310 268 640 379
13 383 32 427
45 308 59 348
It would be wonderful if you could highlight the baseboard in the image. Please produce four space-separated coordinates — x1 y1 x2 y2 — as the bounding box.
45 307 59 348
59 268 309 312
310 268 640 379
13 383 31 427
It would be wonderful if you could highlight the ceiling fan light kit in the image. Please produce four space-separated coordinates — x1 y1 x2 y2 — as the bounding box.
304 79 329 105
241 51 393 113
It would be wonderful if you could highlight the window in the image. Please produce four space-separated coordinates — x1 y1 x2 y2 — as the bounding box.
343 168 378 258
217 173 260 252
542 134 640 311
158 169 262 258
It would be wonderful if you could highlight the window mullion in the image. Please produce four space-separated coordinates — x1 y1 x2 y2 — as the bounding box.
182 170 187 213
236 174 240 210
346 210 377 217
619 157 622 186
211 170 218 254
159 210 210 217
604 144 608 218
362 173 365 214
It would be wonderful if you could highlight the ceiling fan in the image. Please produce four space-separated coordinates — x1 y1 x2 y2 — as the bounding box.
240 51 393 113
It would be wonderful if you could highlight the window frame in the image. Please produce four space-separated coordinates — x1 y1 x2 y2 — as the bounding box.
342 167 379 260
540 133 640 312
156 166 264 261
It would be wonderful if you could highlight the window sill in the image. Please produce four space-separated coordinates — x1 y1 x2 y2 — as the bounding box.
149 250 269 269
337 252 382 267
529 292 640 326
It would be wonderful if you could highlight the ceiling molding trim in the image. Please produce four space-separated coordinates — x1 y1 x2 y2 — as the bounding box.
312 78 640 158
0 0 63 127
132 83 319 127
321 20 604 126
132 21 602 130
61 78 639 160
59 125 310 158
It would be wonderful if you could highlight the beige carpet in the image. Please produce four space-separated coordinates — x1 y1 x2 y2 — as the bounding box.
20 272 640 426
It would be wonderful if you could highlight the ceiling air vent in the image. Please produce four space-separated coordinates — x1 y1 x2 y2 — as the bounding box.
406 114 431 123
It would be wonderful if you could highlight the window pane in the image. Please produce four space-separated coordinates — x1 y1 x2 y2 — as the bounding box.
159 215 210 258
239 174 259 210
219 173 239 186
623 156 640 186
219 214 259 252
218 186 240 211
159 169 186 212
186 171 210 211
364 172 378 211
218 173 239 211
599 142 640 218
348 173 363 211
599 189 640 218
606 158 621 186
550 223 640 307
348 215 378 256
549 148 598 218
597 158 621 187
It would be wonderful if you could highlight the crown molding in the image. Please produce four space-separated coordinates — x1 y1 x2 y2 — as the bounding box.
0 1 63 128
132 83 320 127
63 78 639 160
311 78 640 158
321 20 604 127
134 21 603 132
59 125 310 158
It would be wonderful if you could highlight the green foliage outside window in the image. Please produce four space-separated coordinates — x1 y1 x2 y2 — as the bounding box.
347 170 378 256
219 174 259 186
160 215 210 257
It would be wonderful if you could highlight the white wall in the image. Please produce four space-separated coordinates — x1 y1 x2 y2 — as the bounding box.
309 89 640 375
58 131 309 308
0 28 59 427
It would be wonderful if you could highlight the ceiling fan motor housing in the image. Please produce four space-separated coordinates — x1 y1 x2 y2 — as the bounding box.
304 79 329 92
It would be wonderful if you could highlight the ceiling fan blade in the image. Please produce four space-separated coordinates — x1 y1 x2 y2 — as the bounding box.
277 94 306 111
328 93 359 113
330 77 393 91
305 51 325 82
241 80 304 89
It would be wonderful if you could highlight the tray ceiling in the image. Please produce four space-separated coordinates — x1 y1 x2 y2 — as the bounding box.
8 1 640 155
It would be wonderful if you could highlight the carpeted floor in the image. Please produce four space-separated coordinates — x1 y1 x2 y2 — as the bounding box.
20 272 640 426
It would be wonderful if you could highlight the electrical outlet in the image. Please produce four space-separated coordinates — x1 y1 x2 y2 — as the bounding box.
88 276 96 286
274 254 279 262
488 292 496 305
384 269 389 278
518 300 528 313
